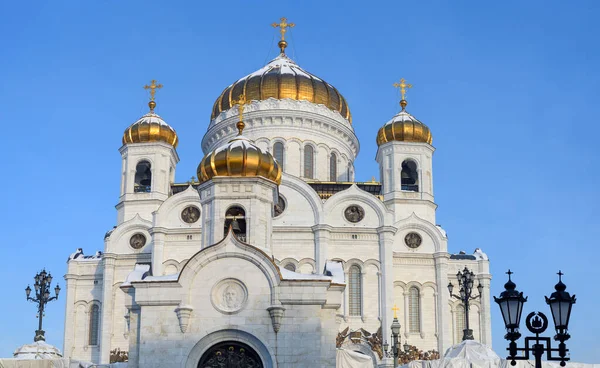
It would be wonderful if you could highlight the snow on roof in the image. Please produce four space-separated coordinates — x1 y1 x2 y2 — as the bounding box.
143 274 179 282
324 261 345 284
122 264 151 286
68 248 102 262
279 267 333 281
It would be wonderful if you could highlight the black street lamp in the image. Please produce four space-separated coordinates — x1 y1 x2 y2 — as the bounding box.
495 270 576 368
448 266 483 341
25 269 60 342
390 306 401 367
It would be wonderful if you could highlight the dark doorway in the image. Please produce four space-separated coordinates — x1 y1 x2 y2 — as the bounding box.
198 341 263 368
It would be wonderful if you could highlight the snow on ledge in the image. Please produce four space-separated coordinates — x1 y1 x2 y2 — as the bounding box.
122 264 151 286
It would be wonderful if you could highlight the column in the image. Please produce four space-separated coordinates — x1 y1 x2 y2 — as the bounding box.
377 226 396 367
433 252 451 352
99 254 117 364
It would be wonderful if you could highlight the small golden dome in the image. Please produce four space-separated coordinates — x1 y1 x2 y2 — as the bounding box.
376 101 432 146
211 54 352 123
197 122 282 185
123 102 179 148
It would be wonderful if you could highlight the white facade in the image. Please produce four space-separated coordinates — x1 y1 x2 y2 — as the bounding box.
62 52 492 368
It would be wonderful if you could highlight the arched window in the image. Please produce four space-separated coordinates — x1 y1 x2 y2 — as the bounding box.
347 164 352 181
89 304 100 345
134 160 152 193
455 305 465 343
401 160 419 192
349 265 362 316
224 206 246 242
304 145 314 179
284 263 296 272
409 287 421 333
274 142 284 170
330 153 337 181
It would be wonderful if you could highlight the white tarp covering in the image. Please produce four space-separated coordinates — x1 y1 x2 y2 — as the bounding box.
401 341 599 368
0 359 92 368
336 348 373 368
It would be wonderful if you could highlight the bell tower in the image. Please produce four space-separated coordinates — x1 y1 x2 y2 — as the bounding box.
197 94 281 252
116 80 179 224
375 79 436 223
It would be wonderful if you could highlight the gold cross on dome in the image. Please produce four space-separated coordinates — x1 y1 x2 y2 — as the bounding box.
392 304 400 319
272 17 295 41
144 79 163 101
231 94 249 121
393 78 412 101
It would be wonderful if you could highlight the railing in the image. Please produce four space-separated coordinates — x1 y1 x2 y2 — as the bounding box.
134 185 151 193
401 184 418 192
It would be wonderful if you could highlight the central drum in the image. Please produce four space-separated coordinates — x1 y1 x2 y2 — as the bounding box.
198 341 263 368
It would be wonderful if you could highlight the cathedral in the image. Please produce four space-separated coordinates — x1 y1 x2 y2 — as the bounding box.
62 19 492 368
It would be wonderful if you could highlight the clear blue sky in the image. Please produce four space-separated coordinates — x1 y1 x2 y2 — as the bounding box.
1 0 598 363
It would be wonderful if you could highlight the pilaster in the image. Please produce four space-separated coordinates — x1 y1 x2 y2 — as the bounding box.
99 254 117 364
312 224 332 273
62 273 77 359
434 252 451 352
150 228 167 276
377 226 396 349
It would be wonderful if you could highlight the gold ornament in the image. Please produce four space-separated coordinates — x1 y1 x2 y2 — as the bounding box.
272 17 295 53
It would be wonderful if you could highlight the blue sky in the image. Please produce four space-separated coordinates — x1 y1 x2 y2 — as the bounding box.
1 0 599 363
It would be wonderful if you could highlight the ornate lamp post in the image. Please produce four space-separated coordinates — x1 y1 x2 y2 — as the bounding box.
382 305 403 367
448 266 483 340
495 270 576 368
25 269 60 342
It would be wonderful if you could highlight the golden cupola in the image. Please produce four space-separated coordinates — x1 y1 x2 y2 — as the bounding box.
210 18 351 123
122 80 179 148
376 79 432 146
198 95 282 185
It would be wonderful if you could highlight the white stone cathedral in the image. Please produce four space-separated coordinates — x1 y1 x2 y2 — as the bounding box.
62 26 492 368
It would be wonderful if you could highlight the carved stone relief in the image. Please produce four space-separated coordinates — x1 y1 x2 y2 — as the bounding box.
211 279 248 314
129 233 146 249
404 232 422 249
344 205 365 223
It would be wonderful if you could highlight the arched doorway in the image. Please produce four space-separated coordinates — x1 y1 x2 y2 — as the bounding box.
198 341 263 368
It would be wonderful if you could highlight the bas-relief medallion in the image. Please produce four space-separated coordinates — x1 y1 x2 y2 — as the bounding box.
129 233 146 249
344 205 365 223
181 206 200 224
273 195 286 217
404 232 422 249
211 279 248 314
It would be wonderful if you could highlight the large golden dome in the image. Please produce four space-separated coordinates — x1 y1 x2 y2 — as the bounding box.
198 122 282 185
376 101 432 146
123 101 179 148
211 54 352 123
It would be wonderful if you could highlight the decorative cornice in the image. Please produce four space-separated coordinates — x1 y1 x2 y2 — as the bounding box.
203 99 359 157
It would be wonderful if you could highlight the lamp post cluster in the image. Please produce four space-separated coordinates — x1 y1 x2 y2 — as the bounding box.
383 305 410 367
495 270 576 368
25 269 60 342
448 266 483 341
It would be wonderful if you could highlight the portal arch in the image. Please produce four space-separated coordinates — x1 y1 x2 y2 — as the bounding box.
185 329 275 368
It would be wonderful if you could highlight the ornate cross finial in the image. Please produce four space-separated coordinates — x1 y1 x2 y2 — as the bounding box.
506 269 513 280
272 17 295 53
393 78 412 101
392 304 400 319
144 79 163 112
557 270 563 281
231 94 250 135
190 176 196 184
